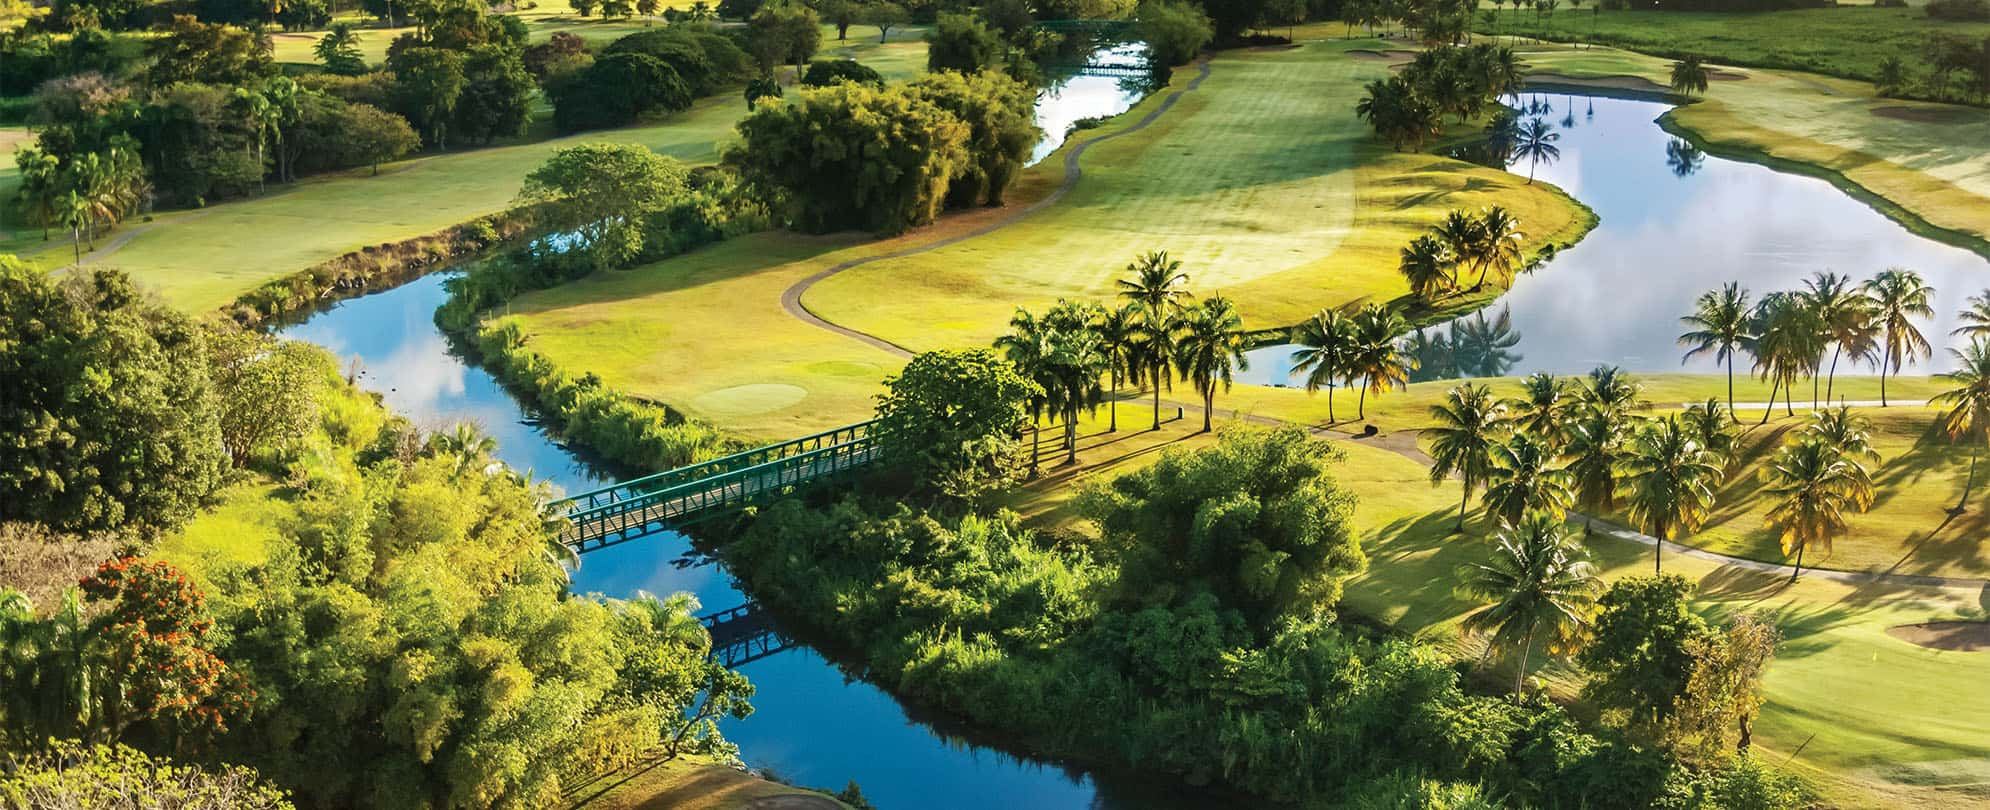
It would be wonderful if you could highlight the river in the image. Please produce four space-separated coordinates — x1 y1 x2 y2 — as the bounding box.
1240 91 1990 388
276 57 1164 810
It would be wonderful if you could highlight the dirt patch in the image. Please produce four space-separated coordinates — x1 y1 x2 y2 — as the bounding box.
1349 49 1418 62
1707 68 1749 82
1523 71 1670 95
1888 621 1990 651
1872 104 1979 125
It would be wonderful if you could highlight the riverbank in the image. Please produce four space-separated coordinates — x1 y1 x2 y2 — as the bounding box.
1515 46 1990 262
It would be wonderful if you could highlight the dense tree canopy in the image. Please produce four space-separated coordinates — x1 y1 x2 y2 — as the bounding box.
875 349 1041 500
925 12 1005 73
905 69 1039 207
725 81 969 233
520 142 691 269
0 263 224 534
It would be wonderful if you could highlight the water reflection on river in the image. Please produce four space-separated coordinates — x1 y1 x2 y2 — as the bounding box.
1240 93 1990 388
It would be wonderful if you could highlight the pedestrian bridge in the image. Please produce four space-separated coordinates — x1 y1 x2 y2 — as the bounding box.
553 420 879 552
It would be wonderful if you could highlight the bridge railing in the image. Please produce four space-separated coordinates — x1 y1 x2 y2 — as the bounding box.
555 420 879 514
561 433 879 548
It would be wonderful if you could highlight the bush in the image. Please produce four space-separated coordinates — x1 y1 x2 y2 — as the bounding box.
905 69 1039 206
874 349 1039 501
800 57 884 86
1927 0 1990 20
551 51 693 132
0 741 293 809
925 12 1004 72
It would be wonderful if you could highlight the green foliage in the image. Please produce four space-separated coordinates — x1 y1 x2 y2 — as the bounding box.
747 2 822 69
208 328 329 468
312 23 367 75
875 349 1041 501
1578 575 1713 735
1079 427 1365 630
725 81 969 234
552 51 694 133
860 1 910 42
801 57 885 86
1357 44 1522 152
519 142 690 270
388 46 467 148
0 264 225 534
925 12 1005 73
0 740 293 809
745 73 783 107
905 69 1040 207
1137 0 1215 66
603 27 754 96
145 15 273 87
452 43 534 145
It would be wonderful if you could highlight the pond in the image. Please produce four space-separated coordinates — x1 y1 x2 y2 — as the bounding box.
274 53 1185 810
1031 43 1154 164
1240 92 1990 388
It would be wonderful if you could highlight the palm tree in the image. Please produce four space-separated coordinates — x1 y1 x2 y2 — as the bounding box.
1398 233 1454 299
1471 206 1525 291
1290 308 1358 423
1484 431 1576 524
1564 402 1630 532
1459 513 1601 698
996 308 1056 469
1678 281 1752 418
1619 415 1721 574
1118 251 1190 431
1750 292 1823 423
1427 382 1509 530
1579 364 1642 415
1042 322 1109 464
623 591 711 649
1512 117 1560 183
1934 339 1990 513
1348 304 1414 419
1174 296 1249 432
1097 303 1142 433
1670 56 1711 98
1681 398 1739 473
1954 290 1990 342
1803 271 1876 403
59 190 90 262
1803 405 1879 470
1864 268 1934 407
1436 210 1486 290
1507 372 1573 447
1761 438 1873 583
436 421 498 480
1130 307 1181 431
1448 307 1523 378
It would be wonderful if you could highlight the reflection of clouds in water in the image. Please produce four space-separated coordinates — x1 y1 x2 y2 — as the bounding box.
371 331 470 429
1493 96 1990 377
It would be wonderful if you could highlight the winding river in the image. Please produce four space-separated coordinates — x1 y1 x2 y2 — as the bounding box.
277 62 1163 810
1241 91 1990 388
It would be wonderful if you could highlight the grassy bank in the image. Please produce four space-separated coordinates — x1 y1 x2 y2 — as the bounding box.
1516 46 1990 260
1481 6 1990 84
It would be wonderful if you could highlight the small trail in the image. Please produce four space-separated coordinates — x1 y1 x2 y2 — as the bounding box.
773 53 1986 591
777 57 1217 358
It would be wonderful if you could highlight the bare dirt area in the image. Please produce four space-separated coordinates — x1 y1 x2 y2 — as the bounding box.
1887 621 1990 651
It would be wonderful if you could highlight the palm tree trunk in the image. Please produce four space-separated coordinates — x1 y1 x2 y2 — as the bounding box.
1108 371 1118 433
1029 421 1041 476
1787 542 1806 584
1066 412 1079 466
1758 378 1777 426
1202 385 1213 432
1959 444 1980 512
1726 354 1737 421
1358 382 1369 419
1515 626 1535 699
1653 520 1666 573
1152 362 1164 431
1827 346 1841 402
1327 382 1337 423
1457 478 1472 531
1880 341 1891 407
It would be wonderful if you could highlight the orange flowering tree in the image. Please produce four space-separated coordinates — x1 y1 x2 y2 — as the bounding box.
77 557 250 745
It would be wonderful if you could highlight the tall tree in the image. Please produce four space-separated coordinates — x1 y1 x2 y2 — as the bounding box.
1470 205 1524 290
1460 512 1601 697
1933 339 1990 513
1097 303 1141 433
1118 251 1190 430
1483 431 1575 524
1426 382 1508 530
1669 56 1710 97
1173 296 1249 432
1619 416 1720 574
1564 401 1630 532
1802 270 1876 403
1761 438 1873 582
1511 116 1559 183
1290 308 1358 424
1507 372 1573 448
1677 281 1752 419
1863 268 1934 408
1749 292 1823 424
1397 233 1454 299
1348 303 1413 419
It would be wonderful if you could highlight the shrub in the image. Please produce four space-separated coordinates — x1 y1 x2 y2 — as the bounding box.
925 12 1004 72
0 741 293 809
1927 0 1990 20
1136 0 1214 66
800 57 884 86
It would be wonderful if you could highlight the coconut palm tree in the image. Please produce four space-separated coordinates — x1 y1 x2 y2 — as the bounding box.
1803 271 1877 403
996 308 1056 469
1131 307 1182 431
1761 438 1873 583
1507 372 1573 448
1670 56 1710 97
1470 206 1526 291
1803 405 1879 471
1954 290 1990 342
623 591 711 649
1863 268 1934 407
1427 382 1509 530
1750 292 1823 423
1174 296 1249 433
1619 415 1721 574
1934 339 1990 513
1436 210 1486 289
1681 398 1739 473
1484 431 1576 523
1678 281 1752 418
1118 251 1190 430
1042 324 1109 464
1290 308 1358 424
1578 364 1642 415
1564 402 1630 532
1512 117 1560 183
1459 512 1601 698
436 421 499 480
1097 303 1142 433
1349 303 1414 419
1398 233 1454 299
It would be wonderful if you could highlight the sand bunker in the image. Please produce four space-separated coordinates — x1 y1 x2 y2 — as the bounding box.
1888 621 1990 651
1872 104 1978 125
1349 49 1419 62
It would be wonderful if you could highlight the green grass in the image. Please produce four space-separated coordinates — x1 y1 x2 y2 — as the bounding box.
1481 6 1990 84
803 38 1597 350
155 480 290 589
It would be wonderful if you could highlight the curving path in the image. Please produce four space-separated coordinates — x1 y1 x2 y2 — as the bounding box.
771 54 1989 592
777 57 1217 357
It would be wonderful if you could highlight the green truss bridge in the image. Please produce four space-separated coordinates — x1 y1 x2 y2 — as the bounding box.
553 420 879 552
